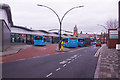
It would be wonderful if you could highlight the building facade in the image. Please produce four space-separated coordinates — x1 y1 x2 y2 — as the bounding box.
0 4 13 52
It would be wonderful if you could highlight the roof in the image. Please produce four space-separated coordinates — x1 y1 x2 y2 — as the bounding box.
0 3 13 26
11 26 73 37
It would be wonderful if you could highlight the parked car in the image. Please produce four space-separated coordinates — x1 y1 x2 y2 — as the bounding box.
96 42 101 47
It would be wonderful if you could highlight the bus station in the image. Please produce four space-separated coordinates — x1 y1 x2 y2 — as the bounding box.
0 1 120 79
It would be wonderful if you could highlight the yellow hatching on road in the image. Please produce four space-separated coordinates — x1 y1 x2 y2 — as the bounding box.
94 46 102 57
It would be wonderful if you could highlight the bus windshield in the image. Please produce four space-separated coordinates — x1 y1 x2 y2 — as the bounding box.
78 39 84 42
70 38 77 39
63 38 68 43
35 36 42 40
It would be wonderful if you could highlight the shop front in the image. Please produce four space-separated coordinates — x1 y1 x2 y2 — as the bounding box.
11 33 26 44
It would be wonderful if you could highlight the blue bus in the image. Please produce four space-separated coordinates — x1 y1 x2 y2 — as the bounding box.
84 38 92 46
78 38 85 47
33 35 47 46
63 37 78 47
90 38 96 45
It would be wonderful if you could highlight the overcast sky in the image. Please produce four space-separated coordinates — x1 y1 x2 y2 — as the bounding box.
1 0 119 34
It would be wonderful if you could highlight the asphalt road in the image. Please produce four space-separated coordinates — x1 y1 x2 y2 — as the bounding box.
2 45 100 78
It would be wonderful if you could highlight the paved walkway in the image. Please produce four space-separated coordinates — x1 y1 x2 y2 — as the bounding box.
1 44 60 63
0 44 33 57
94 44 120 78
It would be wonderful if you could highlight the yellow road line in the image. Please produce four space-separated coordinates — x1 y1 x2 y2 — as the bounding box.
94 47 102 57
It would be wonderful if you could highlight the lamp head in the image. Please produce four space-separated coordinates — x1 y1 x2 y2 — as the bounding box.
37 4 43 6
78 6 84 7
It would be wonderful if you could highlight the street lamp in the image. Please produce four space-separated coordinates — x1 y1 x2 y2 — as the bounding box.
97 24 108 43
37 4 84 50
97 24 107 34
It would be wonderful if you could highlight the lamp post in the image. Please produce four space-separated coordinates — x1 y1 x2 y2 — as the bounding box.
119 1 120 44
97 24 108 43
97 24 107 34
37 4 84 50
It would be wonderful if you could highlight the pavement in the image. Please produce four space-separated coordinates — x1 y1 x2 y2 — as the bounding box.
94 44 120 78
1 43 60 63
56 46 73 52
1 43 79 63
0 44 33 57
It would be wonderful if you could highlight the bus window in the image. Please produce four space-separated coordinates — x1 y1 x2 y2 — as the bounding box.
44 38 46 42
70 38 77 39
64 38 68 43
78 39 84 42
35 36 42 40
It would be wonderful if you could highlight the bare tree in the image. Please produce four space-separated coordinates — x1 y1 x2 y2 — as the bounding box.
105 19 118 29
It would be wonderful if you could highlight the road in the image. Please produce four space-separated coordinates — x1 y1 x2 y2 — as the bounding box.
2 45 100 78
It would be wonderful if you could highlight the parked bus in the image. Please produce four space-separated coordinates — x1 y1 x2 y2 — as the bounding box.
90 38 96 45
84 38 92 46
33 35 47 46
78 38 85 47
63 37 78 47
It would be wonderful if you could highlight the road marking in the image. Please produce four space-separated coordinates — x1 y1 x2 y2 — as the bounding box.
66 58 71 61
15 58 26 61
72 59 74 61
69 51 74 52
74 55 77 57
59 61 67 64
68 61 71 64
46 73 53 77
94 47 102 57
32 56 40 59
70 56 75 58
56 68 61 71
75 57 77 59
70 55 77 59
63 64 67 67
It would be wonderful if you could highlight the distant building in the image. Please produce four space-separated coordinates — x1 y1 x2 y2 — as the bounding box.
73 25 78 37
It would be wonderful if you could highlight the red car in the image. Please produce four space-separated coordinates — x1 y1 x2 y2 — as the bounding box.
96 42 101 47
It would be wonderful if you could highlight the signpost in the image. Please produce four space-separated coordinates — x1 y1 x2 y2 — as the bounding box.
116 1 120 50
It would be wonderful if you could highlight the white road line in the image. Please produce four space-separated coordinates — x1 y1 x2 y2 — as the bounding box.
70 56 75 58
70 55 77 59
74 55 77 57
68 61 71 64
63 64 67 67
69 51 74 52
46 73 53 77
59 61 67 64
15 58 26 61
66 58 71 61
75 58 77 59
56 68 61 71
72 59 74 61
32 56 39 59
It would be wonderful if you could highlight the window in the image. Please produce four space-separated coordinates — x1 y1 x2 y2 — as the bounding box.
35 36 42 40
64 38 68 42
44 38 46 42
78 39 84 42
70 38 77 39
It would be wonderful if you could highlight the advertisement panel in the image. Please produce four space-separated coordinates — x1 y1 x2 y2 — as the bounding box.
109 30 118 39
